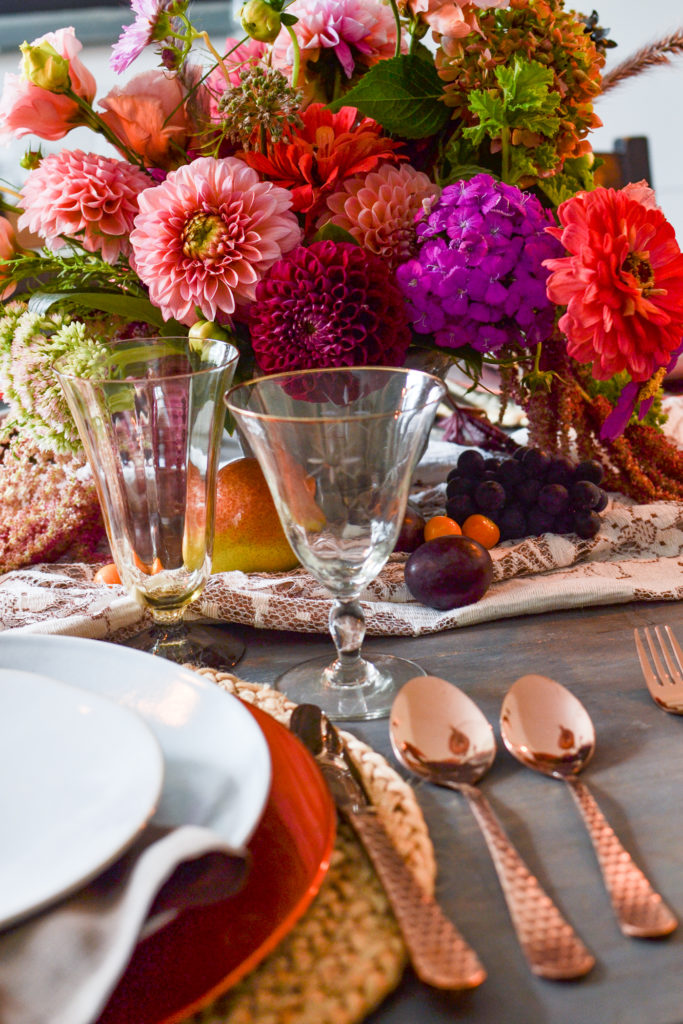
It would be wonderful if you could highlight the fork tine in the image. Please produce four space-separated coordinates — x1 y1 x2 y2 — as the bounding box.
662 626 683 683
634 628 658 689
644 626 672 687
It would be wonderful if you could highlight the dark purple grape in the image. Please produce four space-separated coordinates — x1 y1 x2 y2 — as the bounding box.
521 448 551 478
446 466 461 484
457 449 486 478
474 479 507 515
574 459 604 485
483 457 501 472
446 475 475 498
395 503 426 553
570 480 602 510
593 489 609 513
527 507 556 535
545 457 574 486
573 509 601 539
404 535 494 610
538 483 569 515
496 459 524 487
554 509 576 535
512 446 531 462
498 505 527 541
515 478 542 507
446 493 474 522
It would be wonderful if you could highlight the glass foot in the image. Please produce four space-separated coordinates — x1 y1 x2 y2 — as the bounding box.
274 653 424 721
125 620 245 670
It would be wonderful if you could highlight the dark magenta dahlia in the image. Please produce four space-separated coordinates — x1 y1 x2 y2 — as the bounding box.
248 240 411 373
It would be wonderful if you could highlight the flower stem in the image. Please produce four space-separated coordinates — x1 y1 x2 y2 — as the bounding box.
284 22 300 89
68 90 146 169
388 0 402 58
195 29 231 83
500 125 511 184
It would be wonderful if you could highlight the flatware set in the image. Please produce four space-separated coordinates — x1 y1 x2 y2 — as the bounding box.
293 643 682 994
389 675 595 979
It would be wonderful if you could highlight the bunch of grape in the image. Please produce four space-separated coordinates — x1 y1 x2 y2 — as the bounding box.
445 447 609 542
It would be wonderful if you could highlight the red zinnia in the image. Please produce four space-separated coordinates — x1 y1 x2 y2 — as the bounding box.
239 103 404 228
544 182 683 382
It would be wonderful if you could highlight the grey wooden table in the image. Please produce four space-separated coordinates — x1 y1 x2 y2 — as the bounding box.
234 599 683 1024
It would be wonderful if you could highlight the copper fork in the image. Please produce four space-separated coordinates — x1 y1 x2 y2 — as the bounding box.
634 626 683 714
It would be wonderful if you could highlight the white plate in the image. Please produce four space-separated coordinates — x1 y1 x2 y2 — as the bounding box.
0 635 271 863
0 667 164 929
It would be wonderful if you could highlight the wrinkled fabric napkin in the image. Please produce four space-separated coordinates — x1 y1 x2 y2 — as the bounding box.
0 824 248 1024
0 427 682 641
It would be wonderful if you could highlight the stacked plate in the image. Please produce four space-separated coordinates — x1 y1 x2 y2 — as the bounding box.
0 635 336 1023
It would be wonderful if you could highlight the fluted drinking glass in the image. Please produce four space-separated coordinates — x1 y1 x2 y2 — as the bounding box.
55 336 243 668
226 366 446 720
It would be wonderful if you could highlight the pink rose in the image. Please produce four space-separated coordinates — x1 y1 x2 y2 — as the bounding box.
99 70 192 169
408 0 502 37
0 218 18 299
0 27 96 142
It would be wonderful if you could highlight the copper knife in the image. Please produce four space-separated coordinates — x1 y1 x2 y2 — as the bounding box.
289 704 486 991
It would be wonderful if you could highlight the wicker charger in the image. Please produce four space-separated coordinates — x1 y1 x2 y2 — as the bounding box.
187 669 437 1024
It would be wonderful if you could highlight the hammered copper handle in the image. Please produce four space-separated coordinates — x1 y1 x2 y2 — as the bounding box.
566 778 677 937
461 784 595 979
349 810 487 990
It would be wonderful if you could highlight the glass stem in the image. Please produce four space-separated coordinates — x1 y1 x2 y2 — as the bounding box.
150 608 186 628
329 597 367 685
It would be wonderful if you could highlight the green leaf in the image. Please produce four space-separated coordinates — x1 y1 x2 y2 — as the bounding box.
311 223 359 245
27 291 167 327
328 55 450 139
465 56 561 146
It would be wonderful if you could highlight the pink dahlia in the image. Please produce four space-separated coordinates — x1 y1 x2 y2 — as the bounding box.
544 181 683 382
248 240 411 373
129 156 302 324
321 163 440 270
19 150 151 263
275 0 402 78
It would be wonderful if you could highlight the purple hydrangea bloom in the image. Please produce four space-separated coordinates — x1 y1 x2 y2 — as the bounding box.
395 173 563 356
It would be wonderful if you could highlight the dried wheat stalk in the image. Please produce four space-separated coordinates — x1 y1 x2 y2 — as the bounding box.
601 31 683 95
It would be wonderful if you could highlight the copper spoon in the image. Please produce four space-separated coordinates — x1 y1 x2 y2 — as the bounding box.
500 674 677 938
390 675 595 979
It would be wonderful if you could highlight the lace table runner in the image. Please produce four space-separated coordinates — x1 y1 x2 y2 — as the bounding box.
1 494 680 639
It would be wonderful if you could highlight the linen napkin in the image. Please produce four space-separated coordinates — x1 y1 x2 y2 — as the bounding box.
0 823 249 1024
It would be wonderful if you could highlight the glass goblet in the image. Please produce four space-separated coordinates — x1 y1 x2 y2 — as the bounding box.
55 335 244 668
226 366 446 720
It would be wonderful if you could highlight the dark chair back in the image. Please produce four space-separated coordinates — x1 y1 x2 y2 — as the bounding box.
592 136 652 189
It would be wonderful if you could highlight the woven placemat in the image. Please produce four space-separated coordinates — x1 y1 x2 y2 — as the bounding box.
186 669 437 1024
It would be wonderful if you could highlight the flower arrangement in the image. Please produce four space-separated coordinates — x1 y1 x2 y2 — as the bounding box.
1 0 683 569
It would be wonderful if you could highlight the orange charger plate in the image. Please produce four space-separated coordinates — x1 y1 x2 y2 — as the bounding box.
99 701 336 1024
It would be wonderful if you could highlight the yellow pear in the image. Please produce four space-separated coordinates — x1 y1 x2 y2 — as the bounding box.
211 458 300 573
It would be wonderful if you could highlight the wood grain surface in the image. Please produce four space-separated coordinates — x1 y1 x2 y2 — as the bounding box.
235 598 683 1024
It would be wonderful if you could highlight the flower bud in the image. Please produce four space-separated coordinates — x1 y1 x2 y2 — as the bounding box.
240 0 282 43
188 319 234 343
20 40 71 93
20 148 44 171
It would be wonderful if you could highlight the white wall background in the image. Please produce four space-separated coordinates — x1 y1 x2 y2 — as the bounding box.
1 1 683 236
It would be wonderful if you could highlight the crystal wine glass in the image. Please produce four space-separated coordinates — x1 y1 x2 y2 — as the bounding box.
226 366 446 720
55 335 244 668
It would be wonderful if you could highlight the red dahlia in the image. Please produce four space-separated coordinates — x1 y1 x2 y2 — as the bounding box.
248 240 412 373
